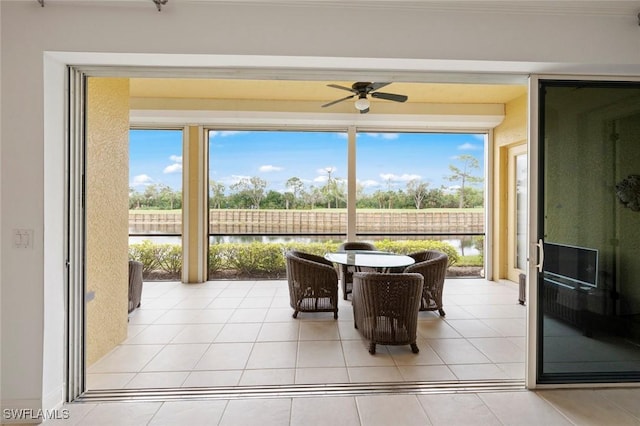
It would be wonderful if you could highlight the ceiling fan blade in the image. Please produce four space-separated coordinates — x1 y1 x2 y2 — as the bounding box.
371 91 408 103
368 82 391 92
359 107 369 114
321 94 355 108
327 84 357 94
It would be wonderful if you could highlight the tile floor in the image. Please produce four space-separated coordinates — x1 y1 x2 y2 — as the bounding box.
45 387 640 425
87 278 526 390
44 279 640 425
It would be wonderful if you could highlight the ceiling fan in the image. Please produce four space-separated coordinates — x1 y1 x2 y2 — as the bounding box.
321 82 408 114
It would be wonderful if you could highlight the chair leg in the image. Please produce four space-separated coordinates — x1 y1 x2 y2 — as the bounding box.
334 311 338 320
410 343 419 354
438 308 446 317
292 310 299 319
368 342 376 355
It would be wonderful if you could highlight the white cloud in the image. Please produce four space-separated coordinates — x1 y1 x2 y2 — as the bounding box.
458 143 483 151
314 175 328 183
259 165 283 172
379 173 421 182
358 179 380 188
131 174 153 187
209 131 246 138
228 175 251 184
163 163 182 174
364 133 399 140
169 155 183 163
316 166 337 175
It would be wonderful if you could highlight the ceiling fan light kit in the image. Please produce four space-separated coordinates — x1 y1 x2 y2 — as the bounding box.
322 82 408 114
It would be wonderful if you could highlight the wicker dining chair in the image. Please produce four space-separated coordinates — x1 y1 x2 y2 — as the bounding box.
404 250 449 316
352 272 424 354
285 250 339 319
337 241 377 300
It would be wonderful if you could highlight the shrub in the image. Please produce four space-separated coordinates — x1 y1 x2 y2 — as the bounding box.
157 243 182 274
226 242 287 275
132 238 461 279
373 239 459 266
128 240 161 274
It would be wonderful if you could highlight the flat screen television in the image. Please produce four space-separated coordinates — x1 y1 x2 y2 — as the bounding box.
543 241 599 289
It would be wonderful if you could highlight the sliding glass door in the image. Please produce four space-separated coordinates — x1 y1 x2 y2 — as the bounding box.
536 79 640 383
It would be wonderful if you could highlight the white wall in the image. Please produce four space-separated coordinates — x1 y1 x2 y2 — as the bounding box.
2 0 640 413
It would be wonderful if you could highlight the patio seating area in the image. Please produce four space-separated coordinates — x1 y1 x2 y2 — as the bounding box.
87 277 525 390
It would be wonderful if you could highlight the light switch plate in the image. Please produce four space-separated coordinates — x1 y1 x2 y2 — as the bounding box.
13 229 34 249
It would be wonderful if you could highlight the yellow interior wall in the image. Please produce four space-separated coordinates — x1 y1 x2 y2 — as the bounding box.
86 78 130 365
492 93 528 280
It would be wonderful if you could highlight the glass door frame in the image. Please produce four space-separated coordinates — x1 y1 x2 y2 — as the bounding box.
527 74 640 389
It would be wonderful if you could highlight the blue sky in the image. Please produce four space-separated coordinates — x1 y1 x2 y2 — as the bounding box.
130 129 485 194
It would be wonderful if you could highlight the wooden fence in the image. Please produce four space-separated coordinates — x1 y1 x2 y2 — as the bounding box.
129 210 484 235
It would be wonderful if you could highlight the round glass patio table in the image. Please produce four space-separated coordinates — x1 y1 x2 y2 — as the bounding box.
324 251 415 272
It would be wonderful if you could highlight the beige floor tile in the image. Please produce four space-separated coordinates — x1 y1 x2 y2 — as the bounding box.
387 339 445 366
467 337 525 363
427 338 491 365
123 324 185 345
190 309 235 324
227 308 269 323
74 402 162 426
495 362 525 379
193 342 254 370
181 370 242 387
239 368 296 385
88 344 164 374
127 309 167 325
246 341 298 369
218 288 251 298
220 399 291 426
479 391 573 426
139 298 182 310
348 366 404 383
299 321 341 340
397 365 457 381
599 388 640 418
480 318 526 337
265 307 296 322
418 393 502 425
337 321 362 340
42 403 98 425
170 323 224 343
208 297 244 309
295 367 350 384
297 340 346 368
257 322 300 342
148 400 228 425
124 371 189 389
538 389 640 426
446 319 502 338
126 324 148 339
341 340 395 367
142 344 209 372
153 309 200 325
173 297 214 309
357 394 431 426
448 363 510 380
86 373 135 390
417 320 463 339
432 305 475 319
239 297 274 308
291 397 359 426
214 323 261 342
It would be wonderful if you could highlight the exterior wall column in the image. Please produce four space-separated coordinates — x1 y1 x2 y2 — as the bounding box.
347 126 357 241
182 126 208 283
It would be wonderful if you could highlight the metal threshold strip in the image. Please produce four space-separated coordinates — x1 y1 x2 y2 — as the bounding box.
77 380 525 403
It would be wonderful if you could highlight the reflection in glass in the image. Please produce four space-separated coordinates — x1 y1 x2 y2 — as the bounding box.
539 81 640 383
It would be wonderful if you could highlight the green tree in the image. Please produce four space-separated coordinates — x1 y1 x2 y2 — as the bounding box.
406 179 429 209
444 154 483 208
230 176 267 209
209 180 226 209
285 176 304 209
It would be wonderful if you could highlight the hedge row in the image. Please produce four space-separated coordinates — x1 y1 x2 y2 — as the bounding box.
129 239 460 278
